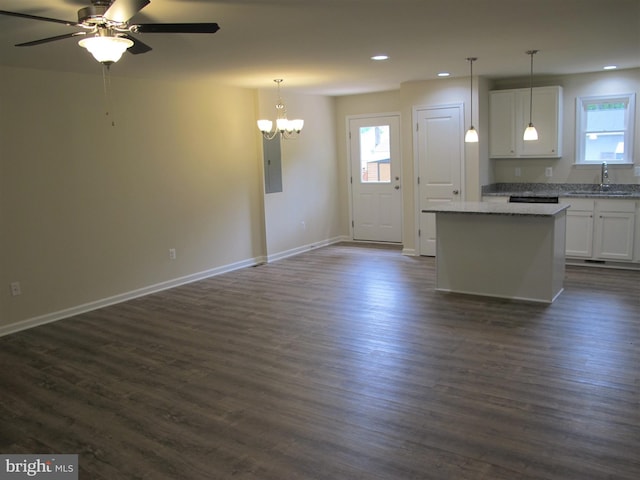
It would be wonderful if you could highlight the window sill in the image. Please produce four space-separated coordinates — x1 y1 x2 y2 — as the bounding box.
572 162 634 168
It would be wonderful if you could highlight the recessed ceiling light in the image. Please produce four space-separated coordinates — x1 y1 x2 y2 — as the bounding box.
371 55 389 61
603 65 617 70
437 72 450 77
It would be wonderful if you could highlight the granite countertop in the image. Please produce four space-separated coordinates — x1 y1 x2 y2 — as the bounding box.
422 201 570 217
482 183 640 199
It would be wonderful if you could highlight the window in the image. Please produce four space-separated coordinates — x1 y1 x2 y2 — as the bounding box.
359 125 391 183
576 93 635 164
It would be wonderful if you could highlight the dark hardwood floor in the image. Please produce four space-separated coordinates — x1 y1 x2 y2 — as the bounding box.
1 243 639 479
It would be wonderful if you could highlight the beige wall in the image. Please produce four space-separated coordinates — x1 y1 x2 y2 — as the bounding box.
1 66 344 331
334 90 402 237
258 89 343 258
491 67 640 185
335 80 485 256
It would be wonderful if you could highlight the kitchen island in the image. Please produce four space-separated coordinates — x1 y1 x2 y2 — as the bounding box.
422 201 570 303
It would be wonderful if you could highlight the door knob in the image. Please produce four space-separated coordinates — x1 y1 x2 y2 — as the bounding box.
453 189 459 195
394 185 401 190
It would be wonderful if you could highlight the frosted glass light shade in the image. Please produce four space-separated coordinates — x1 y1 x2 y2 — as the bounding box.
464 126 479 143
78 36 133 64
276 118 289 131
257 119 273 133
523 124 539 141
290 119 304 132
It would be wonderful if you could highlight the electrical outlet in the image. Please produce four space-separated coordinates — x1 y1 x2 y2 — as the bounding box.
515 167 521 177
10 282 21 296
301 221 306 230
634 166 640 177
169 248 177 260
545 167 553 178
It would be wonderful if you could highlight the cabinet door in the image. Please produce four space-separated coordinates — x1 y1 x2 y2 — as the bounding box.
594 211 635 261
518 87 562 158
566 210 594 258
489 91 516 158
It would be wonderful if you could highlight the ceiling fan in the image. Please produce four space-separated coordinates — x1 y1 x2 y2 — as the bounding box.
0 0 220 64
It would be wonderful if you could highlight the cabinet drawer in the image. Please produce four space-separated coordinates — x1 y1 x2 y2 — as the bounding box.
562 198 594 211
596 199 636 213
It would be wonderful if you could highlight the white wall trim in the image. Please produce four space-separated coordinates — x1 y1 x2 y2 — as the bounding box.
0 256 265 338
266 235 348 263
1 236 352 338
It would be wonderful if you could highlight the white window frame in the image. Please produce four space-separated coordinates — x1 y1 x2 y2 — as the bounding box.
575 93 635 165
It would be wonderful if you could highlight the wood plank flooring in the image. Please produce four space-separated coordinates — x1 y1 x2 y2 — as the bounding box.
1 243 639 479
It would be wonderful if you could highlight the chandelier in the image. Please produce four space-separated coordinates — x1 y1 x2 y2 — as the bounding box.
257 79 304 140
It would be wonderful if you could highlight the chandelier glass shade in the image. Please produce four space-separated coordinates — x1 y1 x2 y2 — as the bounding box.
78 35 133 64
257 79 304 140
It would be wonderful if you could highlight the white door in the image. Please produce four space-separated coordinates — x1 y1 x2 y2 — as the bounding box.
349 115 402 242
416 105 464 256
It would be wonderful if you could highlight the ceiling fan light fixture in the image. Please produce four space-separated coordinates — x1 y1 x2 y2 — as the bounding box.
78 35 133 64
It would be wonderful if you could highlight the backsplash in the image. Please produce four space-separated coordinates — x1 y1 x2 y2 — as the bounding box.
482 183 640 195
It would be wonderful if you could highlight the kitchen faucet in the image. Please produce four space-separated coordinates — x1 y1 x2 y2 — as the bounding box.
600 162 610 191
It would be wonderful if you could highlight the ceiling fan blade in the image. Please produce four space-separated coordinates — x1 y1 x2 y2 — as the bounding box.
124 35 152 54
15 31 86 47
135 23 220 34
0 10 78 26
104 0 150 23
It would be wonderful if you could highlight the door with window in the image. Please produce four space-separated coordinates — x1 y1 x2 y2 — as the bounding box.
349 115 402 242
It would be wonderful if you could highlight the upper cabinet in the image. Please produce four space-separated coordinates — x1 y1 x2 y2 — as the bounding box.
490 86 563 159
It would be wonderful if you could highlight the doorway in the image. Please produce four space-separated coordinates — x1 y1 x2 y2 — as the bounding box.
349 114 402 243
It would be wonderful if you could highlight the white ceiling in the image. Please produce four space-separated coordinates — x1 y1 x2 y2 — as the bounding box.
1 0 639 96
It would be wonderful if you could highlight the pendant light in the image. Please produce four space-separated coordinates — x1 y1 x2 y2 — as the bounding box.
464 57 479 143
523 50 539 141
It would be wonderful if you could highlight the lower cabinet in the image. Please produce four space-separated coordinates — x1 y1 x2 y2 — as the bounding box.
565 198 636 262
565 199 594 258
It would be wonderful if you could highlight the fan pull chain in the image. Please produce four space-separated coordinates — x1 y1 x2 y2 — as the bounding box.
102 64 116 127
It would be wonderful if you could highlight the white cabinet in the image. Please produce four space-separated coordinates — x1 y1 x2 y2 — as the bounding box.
565 199 594 258
564 198 636 261
489 91 517 157
635 201 640 263
593 200 636 261
490 86 563 158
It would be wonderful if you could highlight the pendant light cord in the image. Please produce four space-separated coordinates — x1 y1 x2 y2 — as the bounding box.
469 58 474 124
526 50 538 125
102 64 116 127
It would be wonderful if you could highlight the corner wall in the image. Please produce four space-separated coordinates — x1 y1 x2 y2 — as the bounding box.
258 89 344 260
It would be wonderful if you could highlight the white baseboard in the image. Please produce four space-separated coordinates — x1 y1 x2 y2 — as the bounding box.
0 256 264 338
0 237 354 338
266 236 348 263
